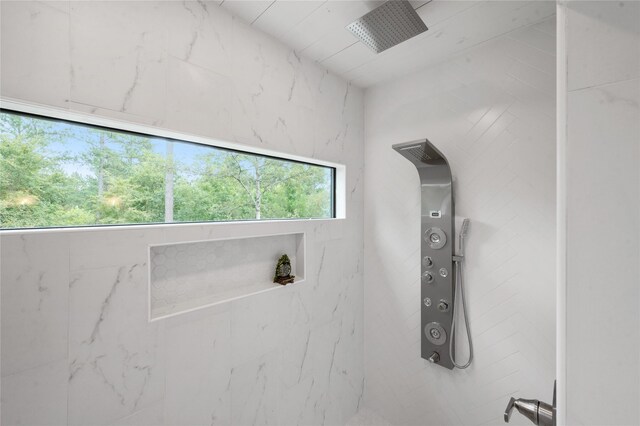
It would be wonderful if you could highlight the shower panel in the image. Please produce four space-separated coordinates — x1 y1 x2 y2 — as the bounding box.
393 139 458 369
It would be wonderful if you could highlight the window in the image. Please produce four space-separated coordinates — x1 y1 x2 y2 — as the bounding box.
0 109 335 229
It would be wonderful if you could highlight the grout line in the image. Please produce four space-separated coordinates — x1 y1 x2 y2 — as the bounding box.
506 69 556 97
569 75 640 93
507 54 556 78
482 349 521 370
531 24 556 38
278 1 329 50
0 357 67 380
475 313 519 339
251 0 276 25
413 0 434 12
320 40 360 64
505 32 556 57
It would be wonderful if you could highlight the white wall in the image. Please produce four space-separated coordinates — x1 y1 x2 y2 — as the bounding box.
363 16 556 425
0 2 364 425
562 2 640 424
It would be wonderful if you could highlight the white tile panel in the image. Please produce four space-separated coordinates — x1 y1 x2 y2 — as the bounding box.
508 23 557 55
252 0 326 39
0 1 365 425
221 0 274 24
566 77 640 425
280 0 377 52
217 0 555 87
0 360 69 426
347 1 556 87
564 4 640 423
0 1 70 108
363 17 556 424
0 234 70 377
416 0 480 27
301 25 360 62
566 0 640 90
321 42 376 74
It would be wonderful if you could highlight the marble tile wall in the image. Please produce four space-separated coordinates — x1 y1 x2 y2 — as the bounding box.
150 233 303 319
563 2 640 424
363 16 556 425
0 1 364 425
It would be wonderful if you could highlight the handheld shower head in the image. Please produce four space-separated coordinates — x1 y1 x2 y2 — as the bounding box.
460 219 470 238
458 218 470 258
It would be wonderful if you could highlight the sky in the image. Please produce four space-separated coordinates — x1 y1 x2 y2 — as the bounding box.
1 110 332 185
42 118 216 178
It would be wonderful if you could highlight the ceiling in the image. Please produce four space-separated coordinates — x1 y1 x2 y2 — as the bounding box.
219 0 556 88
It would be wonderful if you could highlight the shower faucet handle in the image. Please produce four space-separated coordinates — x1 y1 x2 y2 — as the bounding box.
504 398 517 423
504 397 553 426
504 383 556 426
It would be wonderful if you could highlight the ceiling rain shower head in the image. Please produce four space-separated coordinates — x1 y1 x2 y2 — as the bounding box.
347 1 428 54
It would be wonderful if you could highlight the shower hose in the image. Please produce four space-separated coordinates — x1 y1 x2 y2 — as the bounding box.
450 222 473 369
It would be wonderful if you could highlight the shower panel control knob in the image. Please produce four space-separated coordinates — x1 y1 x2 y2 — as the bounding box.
422 271 434 284
438 301 449 312
428 352 440 363
425 227 447 249
425 322 447 345
422 256 434 268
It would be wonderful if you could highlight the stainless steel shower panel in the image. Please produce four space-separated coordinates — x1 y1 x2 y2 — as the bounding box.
393 139 455 369
346 1 428 54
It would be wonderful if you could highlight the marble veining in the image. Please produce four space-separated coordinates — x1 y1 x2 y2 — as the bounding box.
67 262 164 425
0 1 364 425
1 233 70 377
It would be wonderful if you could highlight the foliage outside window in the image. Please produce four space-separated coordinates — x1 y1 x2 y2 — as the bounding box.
0 110 335 229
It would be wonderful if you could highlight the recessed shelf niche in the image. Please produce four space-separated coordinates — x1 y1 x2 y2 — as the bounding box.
149 232 305 320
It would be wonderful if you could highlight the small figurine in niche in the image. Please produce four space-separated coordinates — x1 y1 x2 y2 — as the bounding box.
274 254 295 285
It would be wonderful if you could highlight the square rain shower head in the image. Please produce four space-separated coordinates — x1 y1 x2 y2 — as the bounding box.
346 1 428 54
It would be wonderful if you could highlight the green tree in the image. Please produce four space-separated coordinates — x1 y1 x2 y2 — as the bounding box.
174 151 254 222
0 111 333 229
0 114 82 228
211 152 329 220
265 163 331 219
74 129 168 224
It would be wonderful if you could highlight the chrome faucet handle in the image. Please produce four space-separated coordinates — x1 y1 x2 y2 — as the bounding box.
504 382 556 426
504 397 554 426
504 397 517 423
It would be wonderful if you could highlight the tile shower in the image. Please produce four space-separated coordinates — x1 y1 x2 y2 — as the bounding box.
1 1 639 425
0 1 364 424
363 17 557 424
